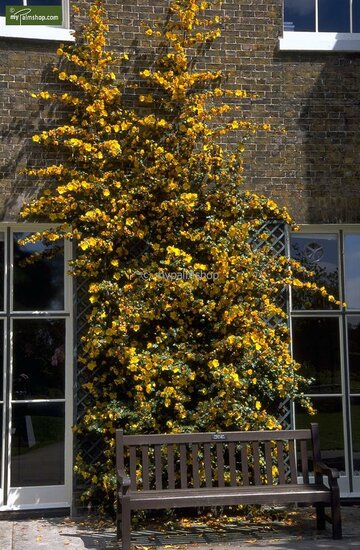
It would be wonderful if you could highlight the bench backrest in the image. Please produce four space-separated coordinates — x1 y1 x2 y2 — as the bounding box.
116 424 321 491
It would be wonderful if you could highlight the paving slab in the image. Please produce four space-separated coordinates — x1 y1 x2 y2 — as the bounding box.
0 506 359 549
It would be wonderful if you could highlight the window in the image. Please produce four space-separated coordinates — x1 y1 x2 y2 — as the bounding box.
0 0 74 41
0 225 73 510
280 0 360 51
291 227 360 496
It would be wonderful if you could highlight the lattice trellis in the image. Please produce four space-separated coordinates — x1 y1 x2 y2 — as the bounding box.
73 220 292 496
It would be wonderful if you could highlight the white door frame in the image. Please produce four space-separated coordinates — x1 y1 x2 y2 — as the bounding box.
0 224 73 510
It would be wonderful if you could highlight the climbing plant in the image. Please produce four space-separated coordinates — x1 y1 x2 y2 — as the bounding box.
21 0 336 506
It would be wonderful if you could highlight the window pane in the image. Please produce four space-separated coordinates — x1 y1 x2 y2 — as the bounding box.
319 0 350 32
0 233 4 311
291 234 339 310
292 317 341 393
10 402 64 487
295 397 345 473
13 319 65 400
13 233 64 311
351 398 360 476
284 0 316 31
344 234 360 310
348 317 360 393
0 407 2 487
0 0 23 17
0 320 3 400
354 0 360 32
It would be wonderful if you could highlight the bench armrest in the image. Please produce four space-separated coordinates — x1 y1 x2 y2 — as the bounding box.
314 461 340 480
117 468 131 494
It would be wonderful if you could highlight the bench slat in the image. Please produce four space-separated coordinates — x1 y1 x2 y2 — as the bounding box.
252 441 261 485
228 442 237 486
204 443 212 487
264 441 273 485
127 484 332 511
141 445 150 490
300 439 309 484
122 430 311 446
155 445 162 490
192 443 200 488
128 484 330 499
180 444 187 489
216 443 225 487
277 441 286 484
129 446 137 491
167 444 175 489
241 445 249 486
289 439 297 484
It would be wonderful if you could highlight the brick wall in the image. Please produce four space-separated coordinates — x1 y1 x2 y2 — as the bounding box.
1 0 360 223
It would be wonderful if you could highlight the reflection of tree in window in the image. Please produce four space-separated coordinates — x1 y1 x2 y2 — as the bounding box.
292 317 341 394
347 319 360 393
13 235 64 311
13 320 65 399
291 238 339 310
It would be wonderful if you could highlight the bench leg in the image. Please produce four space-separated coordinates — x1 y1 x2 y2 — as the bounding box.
315 503 326 530
331 487 342 540
117 497 131 550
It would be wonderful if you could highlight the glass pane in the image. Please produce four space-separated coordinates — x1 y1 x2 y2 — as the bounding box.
351 398 360 476
0 407 2 487
344 234 360 310
13 319 65 400
295 397 345 473
0 233 4 311
284 0 316 32
291 234 339 310
319 0 350 32
348 317 360 393
292 317 341 393
354 0 360 32
11 402 64 487
0 0 23 17
13 233 64 311
0 320 3 400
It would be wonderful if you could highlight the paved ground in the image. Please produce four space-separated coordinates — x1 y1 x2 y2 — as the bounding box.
0 506 359 549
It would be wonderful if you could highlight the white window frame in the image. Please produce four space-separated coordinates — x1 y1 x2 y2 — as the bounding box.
290 224 360 498
280 0 360 51
0 223 74 511
0 0 74 42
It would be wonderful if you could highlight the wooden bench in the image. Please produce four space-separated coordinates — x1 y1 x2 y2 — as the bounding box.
116 423 342 549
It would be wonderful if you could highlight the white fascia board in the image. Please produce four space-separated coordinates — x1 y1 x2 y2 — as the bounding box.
279 32 360 52
0 24 75 42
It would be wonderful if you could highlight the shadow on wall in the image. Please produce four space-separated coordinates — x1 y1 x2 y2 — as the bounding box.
298 54 360 223
0 40 73 221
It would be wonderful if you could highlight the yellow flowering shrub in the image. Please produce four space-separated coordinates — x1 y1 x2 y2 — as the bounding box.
21 0 331 507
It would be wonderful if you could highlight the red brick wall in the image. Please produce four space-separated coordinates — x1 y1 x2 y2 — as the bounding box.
1 0 360 223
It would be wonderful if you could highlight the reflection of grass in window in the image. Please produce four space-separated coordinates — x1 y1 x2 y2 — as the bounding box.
12 416 64 456
296 411 344 450
351 404 360 452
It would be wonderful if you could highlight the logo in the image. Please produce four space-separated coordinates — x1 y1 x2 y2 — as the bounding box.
304 241 324 263
6 5 62 26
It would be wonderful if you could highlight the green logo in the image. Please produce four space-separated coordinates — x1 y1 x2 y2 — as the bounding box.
6 5 62 26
